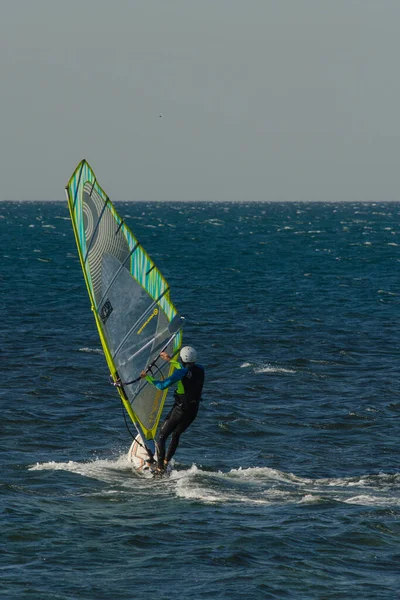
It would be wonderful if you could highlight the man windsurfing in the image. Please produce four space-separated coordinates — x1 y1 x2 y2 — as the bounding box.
140 346 205 472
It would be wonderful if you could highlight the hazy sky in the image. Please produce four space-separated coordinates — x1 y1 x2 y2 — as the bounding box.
1 1 400 202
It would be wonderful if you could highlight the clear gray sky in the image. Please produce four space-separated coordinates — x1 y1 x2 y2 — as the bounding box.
1 0 399 202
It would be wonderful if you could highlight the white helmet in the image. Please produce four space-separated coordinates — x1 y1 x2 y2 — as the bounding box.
180 346 197 364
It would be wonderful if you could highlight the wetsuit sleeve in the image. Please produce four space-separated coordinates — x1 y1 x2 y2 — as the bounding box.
145 367 187 390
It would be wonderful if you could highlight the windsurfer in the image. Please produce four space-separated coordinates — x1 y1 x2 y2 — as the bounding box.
140 346 205 472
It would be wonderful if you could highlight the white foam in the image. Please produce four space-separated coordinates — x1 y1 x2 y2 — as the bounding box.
29 458 400 508
78 347 103 354
29 455 134 484
299 494 322 504
254 364 296 374
228 466 313 485
172 466 273 505
343 495 400 506
204 219 224 226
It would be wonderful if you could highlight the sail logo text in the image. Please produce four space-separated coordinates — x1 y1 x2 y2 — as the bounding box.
137 308 158 334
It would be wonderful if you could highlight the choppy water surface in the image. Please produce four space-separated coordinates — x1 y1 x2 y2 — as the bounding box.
1 201 400 599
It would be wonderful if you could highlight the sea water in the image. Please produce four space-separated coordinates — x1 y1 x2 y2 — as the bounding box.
1 201 399 599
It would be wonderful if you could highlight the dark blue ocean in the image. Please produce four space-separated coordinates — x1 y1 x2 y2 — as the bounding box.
1 201 400 599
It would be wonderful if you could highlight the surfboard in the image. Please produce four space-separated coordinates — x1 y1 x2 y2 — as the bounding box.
127 434 171 476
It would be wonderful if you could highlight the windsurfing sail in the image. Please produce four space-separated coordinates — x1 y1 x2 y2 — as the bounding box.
65 159 183 459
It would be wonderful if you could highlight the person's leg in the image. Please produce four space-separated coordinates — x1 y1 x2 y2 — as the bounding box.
156 408 183 468
165 406 198 463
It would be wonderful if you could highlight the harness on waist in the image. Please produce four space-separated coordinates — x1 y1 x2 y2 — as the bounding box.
174 391 201 409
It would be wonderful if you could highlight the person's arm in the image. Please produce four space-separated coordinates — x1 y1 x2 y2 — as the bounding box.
140 352 186 390
144 367 187 390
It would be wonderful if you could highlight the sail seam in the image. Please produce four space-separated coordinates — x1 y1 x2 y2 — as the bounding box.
89 178 97 196
115 218 124 236
146 264 156 276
